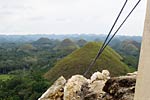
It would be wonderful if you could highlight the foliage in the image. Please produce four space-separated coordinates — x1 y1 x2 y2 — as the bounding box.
54 38 79 51
76 39 87 47
45 42 131 82
0 71 50 100
110 40 141 68
0 75 13 81
0 39 71 74
0 37 140 100
0 38 76 100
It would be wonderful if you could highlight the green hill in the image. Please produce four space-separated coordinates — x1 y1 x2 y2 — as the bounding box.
76 39 87 47
45 42 130 81
33 37 51 44
120 40 140 54
54 38 79 51
32 38 61 49
117 40 141 68
17 44 37 52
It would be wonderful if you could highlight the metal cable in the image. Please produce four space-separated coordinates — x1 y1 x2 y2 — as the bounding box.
84 0 141 76
83 0 128 76
98 0 141 56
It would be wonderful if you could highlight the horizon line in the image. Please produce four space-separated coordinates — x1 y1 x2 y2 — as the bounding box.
0 33 142 37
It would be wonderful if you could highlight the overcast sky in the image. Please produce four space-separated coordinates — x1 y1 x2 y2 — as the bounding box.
0 0 147 36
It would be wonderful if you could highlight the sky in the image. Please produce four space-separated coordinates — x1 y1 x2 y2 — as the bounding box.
0 0 147 36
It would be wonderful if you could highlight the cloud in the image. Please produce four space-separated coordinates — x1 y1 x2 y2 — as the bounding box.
0 0 147 36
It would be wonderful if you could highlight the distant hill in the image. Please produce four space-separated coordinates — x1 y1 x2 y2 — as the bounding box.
114 40 141 58
54 38 79 51
0 34 142 43
116 36 142 43
32 37 60 49
45 42 131 81
76 39 87 47
33 37 52 44
0 37 7 43
121 40 141 51
17 44 37 52
110 40 141 68
109 38 121 49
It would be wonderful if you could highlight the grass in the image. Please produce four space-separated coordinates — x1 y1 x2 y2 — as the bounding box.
0 74 14 81
54 38 79 50
45 42 131 82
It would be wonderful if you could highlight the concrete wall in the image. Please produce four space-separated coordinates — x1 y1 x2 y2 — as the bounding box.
134 0 150 100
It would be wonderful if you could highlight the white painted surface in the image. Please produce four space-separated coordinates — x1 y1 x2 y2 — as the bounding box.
134 0 150 100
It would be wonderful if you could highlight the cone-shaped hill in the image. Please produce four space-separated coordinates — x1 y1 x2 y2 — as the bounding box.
45 42 130 81
121 40 141 52
54 38 79 51
113 40 141 68
33 37 52 44
76 39 87 47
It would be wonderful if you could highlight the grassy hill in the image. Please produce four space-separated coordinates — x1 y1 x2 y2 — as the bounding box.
120 40 140 54
111 40 141 68
33 37 52 44
76 39 87 47
32 38 60 49
17 44 37 52
54 38 79 51
120 40 141 68
45 42 131 81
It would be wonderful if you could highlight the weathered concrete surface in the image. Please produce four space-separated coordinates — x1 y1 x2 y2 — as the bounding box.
134 0 150 100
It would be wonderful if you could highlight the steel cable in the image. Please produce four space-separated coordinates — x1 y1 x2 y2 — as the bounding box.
84 0 141 76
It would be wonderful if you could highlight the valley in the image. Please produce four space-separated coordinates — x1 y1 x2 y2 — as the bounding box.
0 34 141 100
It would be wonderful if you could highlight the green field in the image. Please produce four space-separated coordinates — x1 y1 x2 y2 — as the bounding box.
0 75 13 81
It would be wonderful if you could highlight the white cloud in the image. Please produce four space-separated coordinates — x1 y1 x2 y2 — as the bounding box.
0 0 147 36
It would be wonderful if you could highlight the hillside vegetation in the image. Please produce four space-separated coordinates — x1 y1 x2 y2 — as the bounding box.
110 40 141 68
0 35 141 100
76 39 87 47
45 42 131 81
54 39 79 51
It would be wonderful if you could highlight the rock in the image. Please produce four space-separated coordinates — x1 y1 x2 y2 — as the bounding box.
64 75 88 100
80 70 110 100
90 70 110 83
39 71 137 100
63 71 110 100
102 70 110 80
38 76 66 100
89 80 106 98
90 71 103 82
127 71 137 76
79 82 97 100
101 75 136 100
